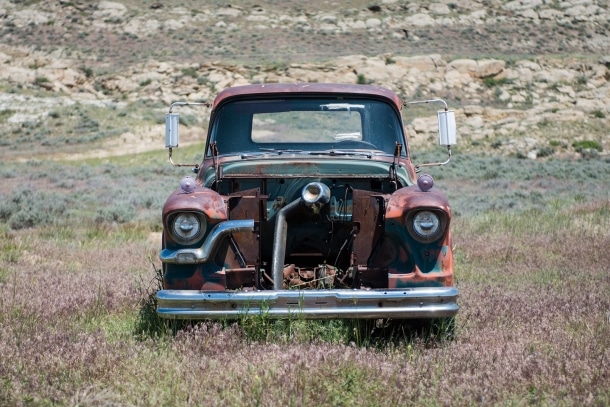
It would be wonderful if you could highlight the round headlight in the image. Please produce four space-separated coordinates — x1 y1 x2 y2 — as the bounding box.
171 213 205 244
408 210 444 242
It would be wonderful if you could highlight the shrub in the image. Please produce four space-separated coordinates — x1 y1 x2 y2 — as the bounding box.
181 67 198 78
483 76 510 88
0 109 15 123
1 189 68 229
591 110 606 119
572 140 603 152
94 204 136 224
579 148 600 160
79 66 94 78
0 168 16 178
537 145 555 158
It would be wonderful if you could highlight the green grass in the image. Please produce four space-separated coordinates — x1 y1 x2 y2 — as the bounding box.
572 139 603 152
0 133 609 406
1 193 609 405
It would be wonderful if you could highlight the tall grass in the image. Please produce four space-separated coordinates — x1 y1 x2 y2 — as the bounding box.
0 151 609 405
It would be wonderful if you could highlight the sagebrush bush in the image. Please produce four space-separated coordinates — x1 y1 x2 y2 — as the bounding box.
94 204 136 224
0 189 68 229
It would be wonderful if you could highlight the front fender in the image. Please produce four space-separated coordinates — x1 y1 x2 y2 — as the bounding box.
162 186 228 223
386 184 451 220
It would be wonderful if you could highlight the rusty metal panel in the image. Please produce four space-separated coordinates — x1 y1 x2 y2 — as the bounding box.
162 187 228 221
225 267 256 289
228 188 260 266
351 189 385 266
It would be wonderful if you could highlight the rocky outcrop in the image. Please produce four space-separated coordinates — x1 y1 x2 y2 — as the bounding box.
0 42 608 159
0 0 608 159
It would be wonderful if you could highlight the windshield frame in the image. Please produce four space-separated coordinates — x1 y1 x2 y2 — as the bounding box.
206 94 408 159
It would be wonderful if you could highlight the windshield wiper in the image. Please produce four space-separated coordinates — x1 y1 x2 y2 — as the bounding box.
242 148 378 159
241 148 305 159
308 150 374 158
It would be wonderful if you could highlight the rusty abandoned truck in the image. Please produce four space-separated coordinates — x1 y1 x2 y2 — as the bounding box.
157 83 458 321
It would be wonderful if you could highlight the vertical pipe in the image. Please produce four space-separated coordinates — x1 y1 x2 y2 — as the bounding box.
271 199 301 290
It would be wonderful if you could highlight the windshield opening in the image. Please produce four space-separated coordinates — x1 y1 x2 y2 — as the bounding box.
209 97 406 156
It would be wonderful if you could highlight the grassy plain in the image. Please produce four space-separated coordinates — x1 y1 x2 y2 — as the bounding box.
0 139 609 405
1 0 609 400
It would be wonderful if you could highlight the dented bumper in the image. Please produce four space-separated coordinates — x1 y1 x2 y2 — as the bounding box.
156 287 459 320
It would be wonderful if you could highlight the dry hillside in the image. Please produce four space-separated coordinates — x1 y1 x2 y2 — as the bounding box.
0 0 609 160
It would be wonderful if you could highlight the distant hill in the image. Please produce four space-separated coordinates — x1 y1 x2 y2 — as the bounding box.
0 0 608 161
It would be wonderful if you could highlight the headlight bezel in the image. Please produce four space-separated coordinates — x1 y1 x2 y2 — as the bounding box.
167 212 207 245
406 209 447 243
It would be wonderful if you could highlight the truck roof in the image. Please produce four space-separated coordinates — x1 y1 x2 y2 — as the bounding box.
211 83 403 111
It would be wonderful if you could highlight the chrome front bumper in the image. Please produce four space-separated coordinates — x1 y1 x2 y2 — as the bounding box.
156 287 459 320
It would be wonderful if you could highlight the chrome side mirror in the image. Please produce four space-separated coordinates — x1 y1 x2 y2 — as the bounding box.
437 110 456 146
165 113 180 148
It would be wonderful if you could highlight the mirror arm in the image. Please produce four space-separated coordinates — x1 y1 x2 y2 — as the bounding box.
168 147 200 170
414 146 452 173
405 98 449 111
169 101 210 113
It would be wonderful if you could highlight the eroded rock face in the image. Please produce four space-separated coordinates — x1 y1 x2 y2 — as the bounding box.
0 1 608 159
1 42 607 159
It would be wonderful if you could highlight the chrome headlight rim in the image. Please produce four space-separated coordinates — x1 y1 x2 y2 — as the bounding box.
167 212 207 245
406 209 446 243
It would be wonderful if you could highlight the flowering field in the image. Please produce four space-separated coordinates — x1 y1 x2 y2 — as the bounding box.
1 151 608 406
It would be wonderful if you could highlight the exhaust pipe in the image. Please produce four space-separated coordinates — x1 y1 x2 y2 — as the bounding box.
271 182 331 289
301 182 330 207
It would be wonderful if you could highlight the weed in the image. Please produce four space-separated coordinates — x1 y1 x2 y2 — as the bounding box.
483 76 510 88
133 257 171 338
537 145 555 158
181 67 198 79
0 229 24 264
